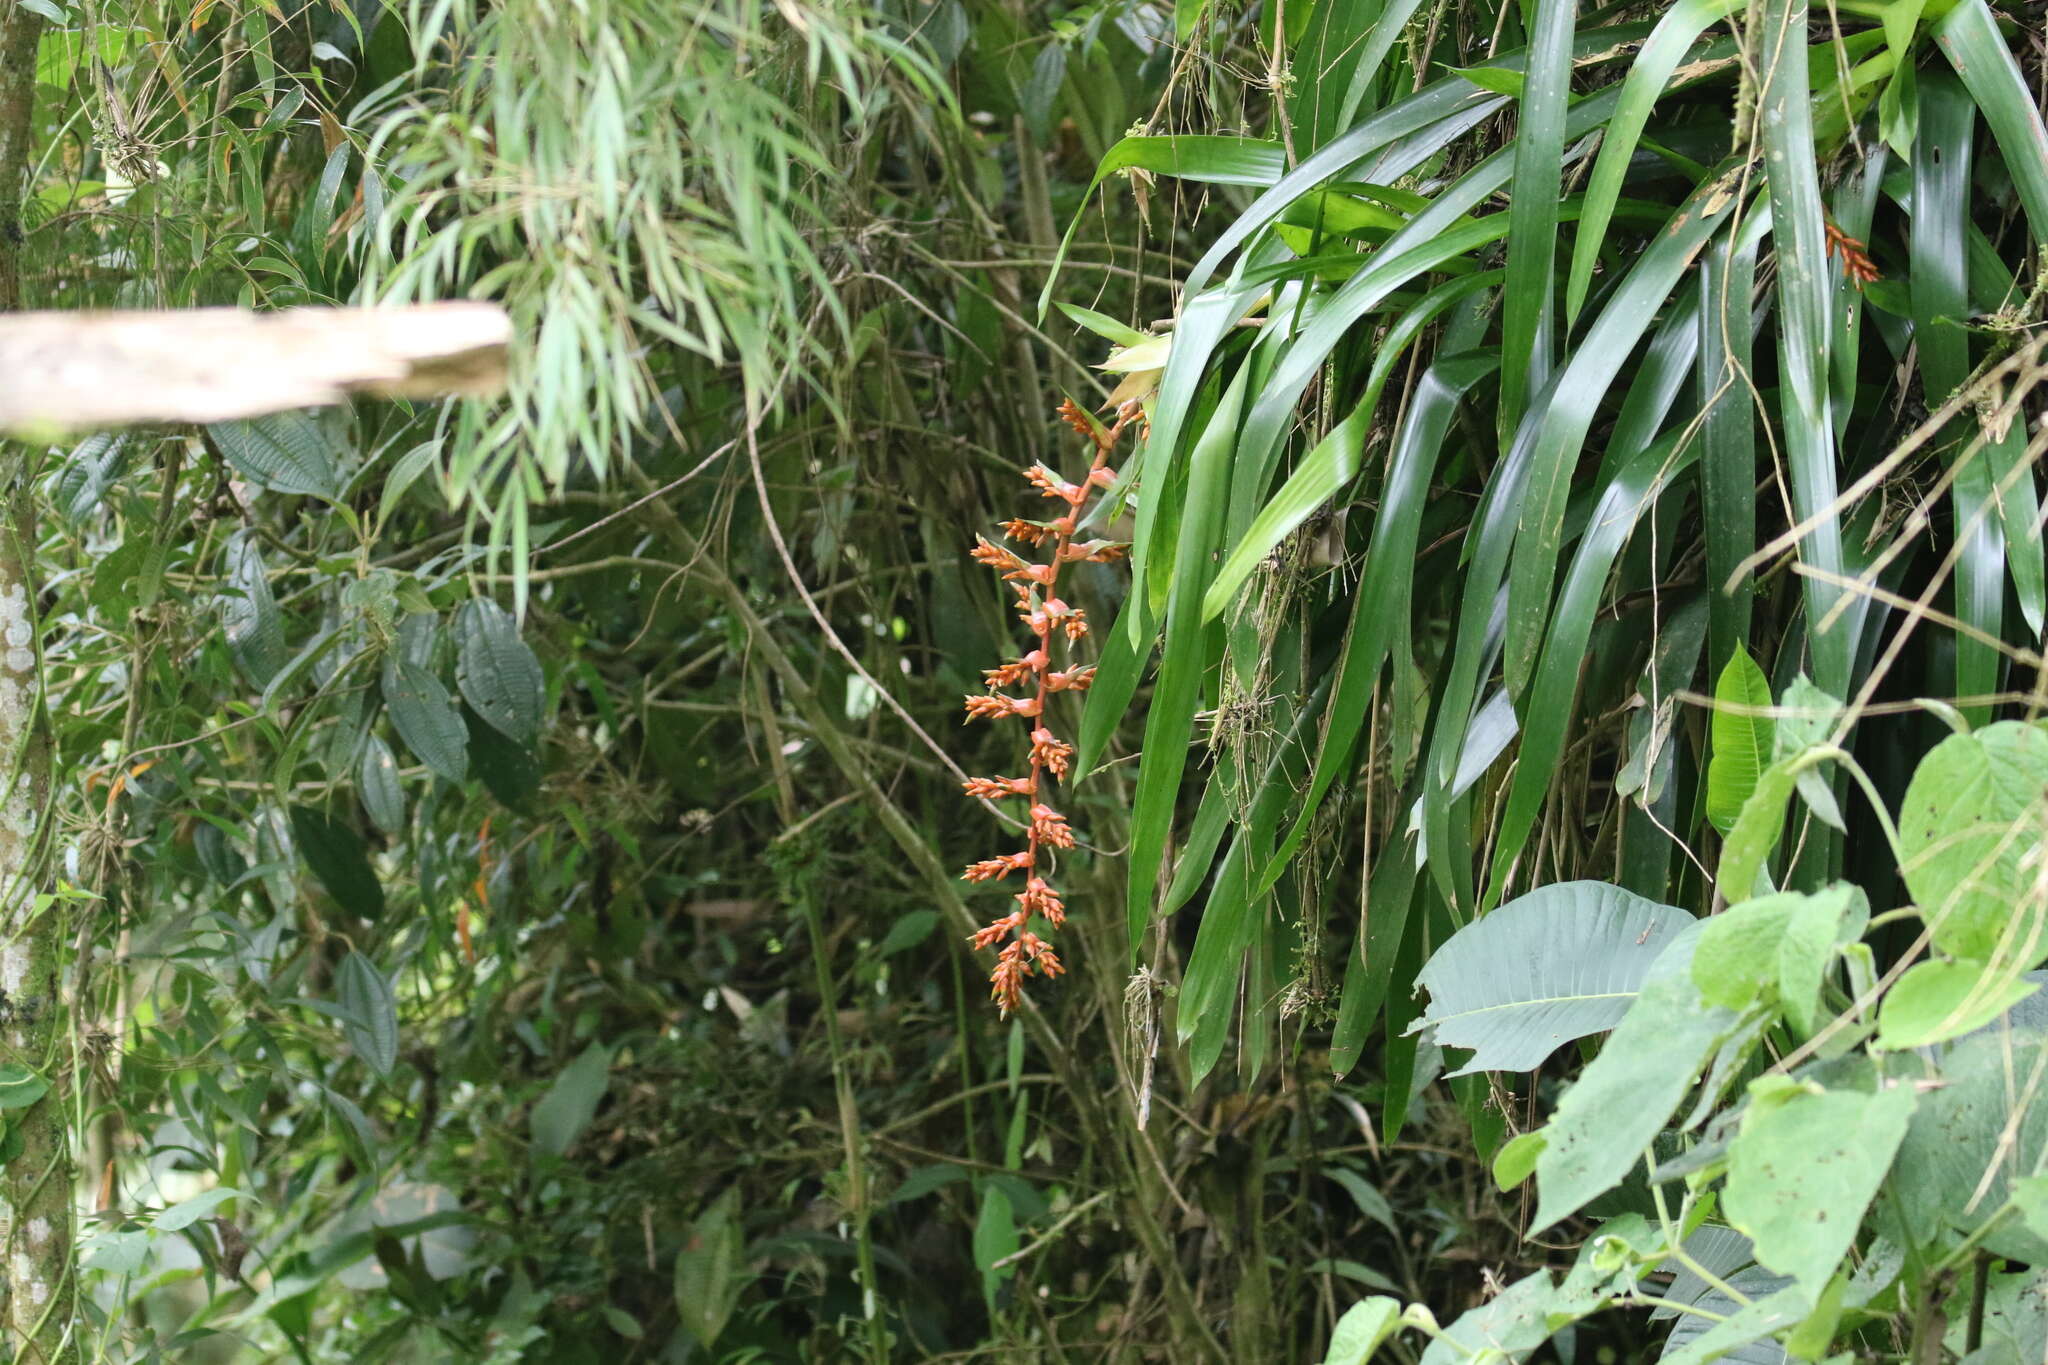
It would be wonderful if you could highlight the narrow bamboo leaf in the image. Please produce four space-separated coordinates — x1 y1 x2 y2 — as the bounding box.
1125 372 1246 958
1586 290 1699 495
1230 79 1641 506
1055 302 1148 348
1205 274 1502 623
1427 171 1739 914
1755 0 1849 696
1122 276 1263 642
1449 66 1526 97
1912 67 2000 723
1566 0 1741 323
1178 675 1333 1066
1331 0 1429 130
1497 0 1574 434
1288 0 1385 152
1331 828 1421 1077
1829 142 1886 445
1162 774 1234 917
1204 406 1366 620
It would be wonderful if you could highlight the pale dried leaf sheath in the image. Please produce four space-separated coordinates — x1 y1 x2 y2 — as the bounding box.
0 303 512 432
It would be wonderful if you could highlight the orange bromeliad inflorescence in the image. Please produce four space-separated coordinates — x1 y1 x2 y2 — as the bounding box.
1823 218 1882 289
960 397 1138 1015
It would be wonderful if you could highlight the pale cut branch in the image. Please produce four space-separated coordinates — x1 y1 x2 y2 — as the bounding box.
0 302 512 433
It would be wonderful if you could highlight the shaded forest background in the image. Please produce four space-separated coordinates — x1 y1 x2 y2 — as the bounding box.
0 0 2044 1360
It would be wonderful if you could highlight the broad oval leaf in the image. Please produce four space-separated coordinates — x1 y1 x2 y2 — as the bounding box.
455 598 546 743
1899 721 2048 963
531 1041 610 1159
0 1062 48 1111
1876 958 2037 1051
336 950 399 1078
1724 1084 1916 1295
382 654 468 783
675 1187 745 1348
53 431 132 522
288 804 385 920
209 410 342 501
219 531 286 687
1706 647 1774 834
463 704 542 812
357 734 406 835
1411 881 1694 1075
1322 1296 1403 1365
155 1186 245 1232
1886 1031 2048 1262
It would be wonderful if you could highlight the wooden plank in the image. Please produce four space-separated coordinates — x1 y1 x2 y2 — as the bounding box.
0 302 511 433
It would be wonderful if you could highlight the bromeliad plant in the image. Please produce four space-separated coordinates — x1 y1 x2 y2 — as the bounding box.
1053 0 2048 1096
960 399 1135 1013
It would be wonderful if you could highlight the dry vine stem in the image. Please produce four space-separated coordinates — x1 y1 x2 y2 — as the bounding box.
960 398 1136 1013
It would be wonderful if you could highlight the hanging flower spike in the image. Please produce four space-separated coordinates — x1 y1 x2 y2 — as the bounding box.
954 396 1140 1015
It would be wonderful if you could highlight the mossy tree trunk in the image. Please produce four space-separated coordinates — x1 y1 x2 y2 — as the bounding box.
0 3 73 1358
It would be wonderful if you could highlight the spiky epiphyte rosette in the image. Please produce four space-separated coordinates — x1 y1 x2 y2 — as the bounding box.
960 398 1138 1015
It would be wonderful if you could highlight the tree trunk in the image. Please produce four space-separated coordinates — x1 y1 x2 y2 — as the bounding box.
0 3 73 1358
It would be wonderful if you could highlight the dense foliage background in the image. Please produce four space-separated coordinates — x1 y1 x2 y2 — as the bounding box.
0 0 2044 1360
